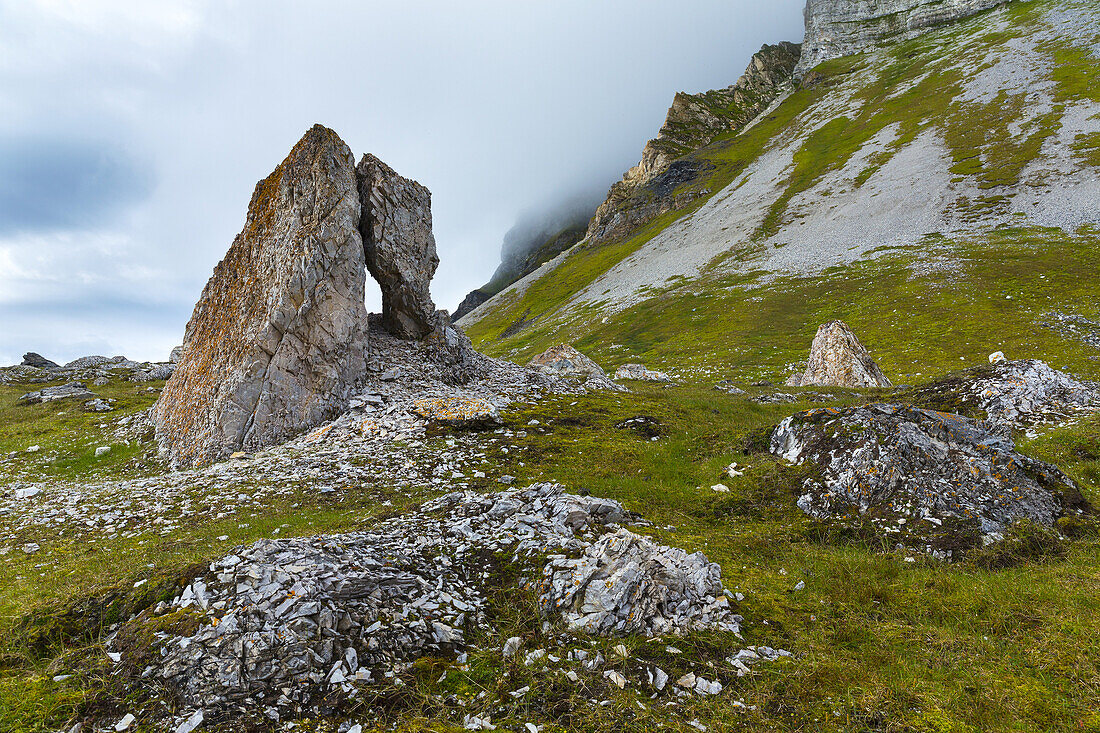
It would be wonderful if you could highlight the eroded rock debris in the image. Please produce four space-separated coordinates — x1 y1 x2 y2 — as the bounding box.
114 485 759 723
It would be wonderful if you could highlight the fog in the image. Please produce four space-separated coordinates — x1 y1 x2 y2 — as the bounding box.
0 0 804 366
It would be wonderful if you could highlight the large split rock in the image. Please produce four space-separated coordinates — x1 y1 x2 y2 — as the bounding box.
357 153 440 340
786 320 891 388
154 125 371 469
122 484 744 717
770 403 1090 556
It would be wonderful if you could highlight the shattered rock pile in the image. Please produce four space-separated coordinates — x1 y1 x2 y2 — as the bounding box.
901 359 1100 431
771 403 1091 555
614 363 672 383
120 485 746 719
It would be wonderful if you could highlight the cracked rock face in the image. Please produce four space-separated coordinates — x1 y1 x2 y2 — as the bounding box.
786 320 891 388
154 125 371 469
797 0 1014 76
357 153 440 340
770 403 1090 555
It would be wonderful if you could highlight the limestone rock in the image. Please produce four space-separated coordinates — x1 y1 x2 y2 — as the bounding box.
19 382 97 404
357 154 440 340
902 359 1100 429
786 320 891 388
796 0 1014 76
169 346 184 363
528 344 607 380
154 125 371 469
21 352 59 369
770 403 1090 556
410 395 500 428
614 363 671 383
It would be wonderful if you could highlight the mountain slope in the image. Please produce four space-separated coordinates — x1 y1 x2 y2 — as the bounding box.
461 0 1100 386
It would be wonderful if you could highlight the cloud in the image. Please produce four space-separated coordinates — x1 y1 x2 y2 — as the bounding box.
0 136 154 235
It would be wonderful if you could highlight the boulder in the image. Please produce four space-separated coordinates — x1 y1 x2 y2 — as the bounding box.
21 352 59 369
153 125 371 469
528 344 605 380
169 346 184 363
786 320 891 388
19 382 97 404
357 153 440 340
410 395 500 428
614 363 671 382
901 359 1099 430
771 403 1090 556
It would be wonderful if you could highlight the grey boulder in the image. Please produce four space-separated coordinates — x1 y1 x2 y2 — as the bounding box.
357 153 440 340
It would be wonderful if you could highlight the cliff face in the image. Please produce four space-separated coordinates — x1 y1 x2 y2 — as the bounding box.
796 0 1014 75
585 42 801 245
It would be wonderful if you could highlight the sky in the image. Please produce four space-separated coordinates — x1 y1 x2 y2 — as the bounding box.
0 0 804 366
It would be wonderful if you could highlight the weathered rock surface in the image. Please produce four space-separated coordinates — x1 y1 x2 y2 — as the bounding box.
19 382 96 404
123 484 744 717
357 153 440 340
21 352 58 369
771 403 1090 555
154 125 371 469
902 359 1100 430
796 0 1015 76
528 344 624 391
543 528 740 635
614 363 671 383
786 320 891 388
410 395 500 427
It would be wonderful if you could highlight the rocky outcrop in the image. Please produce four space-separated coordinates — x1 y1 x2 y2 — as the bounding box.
796 0 1014 76
771 403 1091 556
21 352 58 369
357 154 440 340
19 382 96 404
585 42 801 245
154 125 371 469
453 288 491 321
900 359 1100 429
528 344 625 391
786 320 891 388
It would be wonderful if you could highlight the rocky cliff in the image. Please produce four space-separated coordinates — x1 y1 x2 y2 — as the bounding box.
796 0 1016 75
585 42 802 246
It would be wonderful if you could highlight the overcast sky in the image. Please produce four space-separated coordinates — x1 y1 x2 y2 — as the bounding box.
0 0 804 366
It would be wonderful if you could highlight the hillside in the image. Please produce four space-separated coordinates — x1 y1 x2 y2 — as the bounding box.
460 0 1100 389
3 2 1100 733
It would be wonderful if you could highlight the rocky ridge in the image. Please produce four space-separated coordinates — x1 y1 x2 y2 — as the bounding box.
584 42 802 247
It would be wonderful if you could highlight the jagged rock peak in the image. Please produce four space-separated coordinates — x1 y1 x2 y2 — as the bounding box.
586 42 800 245
357 153 440 340
796 0 1016 76
154 124 371 469
786 320 892 388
